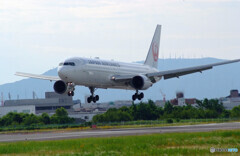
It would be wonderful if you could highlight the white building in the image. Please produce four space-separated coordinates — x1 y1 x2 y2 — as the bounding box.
220 90 240 110
0 105 35 117
178 98 186 106
220 97 240 110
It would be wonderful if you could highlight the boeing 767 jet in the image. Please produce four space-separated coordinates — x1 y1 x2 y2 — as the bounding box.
16 25 240 103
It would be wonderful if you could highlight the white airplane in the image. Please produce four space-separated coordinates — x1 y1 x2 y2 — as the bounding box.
16 25 240 103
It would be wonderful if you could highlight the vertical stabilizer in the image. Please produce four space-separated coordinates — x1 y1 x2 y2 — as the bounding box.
144 25 161 69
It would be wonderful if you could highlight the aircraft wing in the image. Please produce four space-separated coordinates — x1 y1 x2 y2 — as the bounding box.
111 75 134 82
146 59 240 80
15 72 60 81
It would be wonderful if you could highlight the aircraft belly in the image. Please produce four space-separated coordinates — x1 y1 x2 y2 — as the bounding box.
72 69 114 87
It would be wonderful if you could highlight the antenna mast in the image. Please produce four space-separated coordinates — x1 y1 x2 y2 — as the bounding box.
8 92 11 100
160 89 166 103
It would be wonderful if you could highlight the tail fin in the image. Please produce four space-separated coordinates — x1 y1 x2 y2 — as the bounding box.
144 25 161 69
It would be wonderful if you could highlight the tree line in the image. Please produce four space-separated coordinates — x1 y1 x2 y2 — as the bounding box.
0 107 74 127
1 99 240 126
92 99 240 123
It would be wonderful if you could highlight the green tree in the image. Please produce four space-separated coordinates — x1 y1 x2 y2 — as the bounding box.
119 106 130 112
136 102 152 120
40 113 51 124
164 101 173 114
92 98 231 123
204 110 218 118
231 106 240 118
23 114 40 126
129 103 137 120
198 99 224 113
51 107 74 124
221 110 231 118
1 112 14 126
12 113 23 124
92 106 133 123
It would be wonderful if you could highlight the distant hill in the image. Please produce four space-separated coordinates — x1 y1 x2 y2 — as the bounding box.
1 58 239 102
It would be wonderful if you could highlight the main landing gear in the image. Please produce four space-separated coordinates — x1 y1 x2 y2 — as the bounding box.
87 87 100 103
132 90 144 101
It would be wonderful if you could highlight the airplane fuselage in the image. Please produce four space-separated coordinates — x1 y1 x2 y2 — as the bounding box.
58 57 160 90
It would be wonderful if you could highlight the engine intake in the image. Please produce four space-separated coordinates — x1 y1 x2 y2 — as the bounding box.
53 80 67 94
131 76 144 90
131 75 152 90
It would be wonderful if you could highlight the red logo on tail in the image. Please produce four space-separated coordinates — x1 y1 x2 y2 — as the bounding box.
152 42 159 62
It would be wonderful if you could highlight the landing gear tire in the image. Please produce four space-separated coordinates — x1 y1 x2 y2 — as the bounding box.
87 97 92 103
87 87 100 103
132 94 136 101
93 97 96 103
137 94 142 100
132 91 144 101
87 95 99 103
95 95 99 101
68 91 74 96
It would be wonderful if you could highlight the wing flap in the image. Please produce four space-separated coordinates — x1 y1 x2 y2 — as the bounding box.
15 72 60 81
159 66 212 80
146 59 240 80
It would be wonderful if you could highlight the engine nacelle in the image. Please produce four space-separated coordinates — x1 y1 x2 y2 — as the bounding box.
131 75 153 90
53 80 67 94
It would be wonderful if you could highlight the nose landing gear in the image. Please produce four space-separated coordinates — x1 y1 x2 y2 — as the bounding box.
67 82 75 97
68 91 74 96
132 90 144 101
87 87 100 103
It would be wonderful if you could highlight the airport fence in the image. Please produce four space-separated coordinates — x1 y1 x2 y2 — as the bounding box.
0 117 239 132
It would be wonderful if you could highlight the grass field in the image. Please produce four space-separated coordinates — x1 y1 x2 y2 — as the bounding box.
1 118 239 134
0 130 240 155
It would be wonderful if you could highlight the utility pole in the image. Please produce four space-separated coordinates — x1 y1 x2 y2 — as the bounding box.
8 92 11 100
33 91 38 99
1 92 4 106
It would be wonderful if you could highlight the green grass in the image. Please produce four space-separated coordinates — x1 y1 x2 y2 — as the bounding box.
0 130 240 155
1 118 239 133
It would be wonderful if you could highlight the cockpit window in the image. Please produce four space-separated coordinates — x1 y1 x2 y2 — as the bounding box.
59 62 64 66
63 62 75 66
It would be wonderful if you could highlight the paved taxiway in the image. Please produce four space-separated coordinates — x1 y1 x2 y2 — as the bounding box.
0 122 240 142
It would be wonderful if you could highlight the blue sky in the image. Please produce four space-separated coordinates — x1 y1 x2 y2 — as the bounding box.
0 0 240 85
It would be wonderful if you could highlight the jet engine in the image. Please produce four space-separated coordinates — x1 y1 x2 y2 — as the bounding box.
53 80 67 94
131 75 153 90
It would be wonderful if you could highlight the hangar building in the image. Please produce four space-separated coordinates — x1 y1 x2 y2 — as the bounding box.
1 92 74 116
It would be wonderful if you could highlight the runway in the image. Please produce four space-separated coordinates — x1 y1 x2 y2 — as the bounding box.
0 122 240 142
